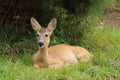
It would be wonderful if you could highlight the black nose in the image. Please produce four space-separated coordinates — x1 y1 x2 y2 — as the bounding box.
39 42 44 47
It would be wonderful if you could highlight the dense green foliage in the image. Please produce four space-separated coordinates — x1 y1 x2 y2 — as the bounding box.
0 0 115 47
0 0 115 45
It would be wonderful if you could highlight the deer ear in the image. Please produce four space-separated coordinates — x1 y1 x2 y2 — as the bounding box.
31 17 41 31
47 18 57 32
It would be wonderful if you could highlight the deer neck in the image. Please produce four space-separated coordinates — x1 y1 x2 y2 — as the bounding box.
39 45 49 58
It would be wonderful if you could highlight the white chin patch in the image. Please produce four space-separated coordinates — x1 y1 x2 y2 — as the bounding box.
39 46 44 48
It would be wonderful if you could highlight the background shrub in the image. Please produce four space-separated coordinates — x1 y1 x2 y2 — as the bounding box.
0 0 116 55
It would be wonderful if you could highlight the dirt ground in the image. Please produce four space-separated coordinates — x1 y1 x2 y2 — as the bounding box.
103 11 120 27
103 1 120 28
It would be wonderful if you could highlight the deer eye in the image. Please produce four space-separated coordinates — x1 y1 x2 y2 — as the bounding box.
45 34 48 37
36 34 39 37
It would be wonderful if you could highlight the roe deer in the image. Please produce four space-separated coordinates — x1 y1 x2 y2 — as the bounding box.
31 17 92 68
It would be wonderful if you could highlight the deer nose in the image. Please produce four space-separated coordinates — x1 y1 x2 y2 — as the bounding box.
39 42 44 47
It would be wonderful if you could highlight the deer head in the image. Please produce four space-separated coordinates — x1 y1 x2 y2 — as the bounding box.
31 17 57 48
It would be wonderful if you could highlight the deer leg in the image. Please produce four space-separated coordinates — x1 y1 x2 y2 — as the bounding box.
34 62 45 69
34 62 40 69
47 59 64 68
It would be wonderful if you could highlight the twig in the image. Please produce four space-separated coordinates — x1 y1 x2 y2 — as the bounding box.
0 3 12 27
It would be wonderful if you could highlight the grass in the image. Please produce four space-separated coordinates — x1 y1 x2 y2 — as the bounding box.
0 27 120 80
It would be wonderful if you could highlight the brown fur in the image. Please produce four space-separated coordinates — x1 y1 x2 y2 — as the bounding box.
31 17 93 68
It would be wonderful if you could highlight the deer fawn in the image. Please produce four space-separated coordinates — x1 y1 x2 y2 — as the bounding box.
31 17 92 68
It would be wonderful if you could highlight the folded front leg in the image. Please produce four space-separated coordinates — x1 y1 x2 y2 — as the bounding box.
48 59 64 68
